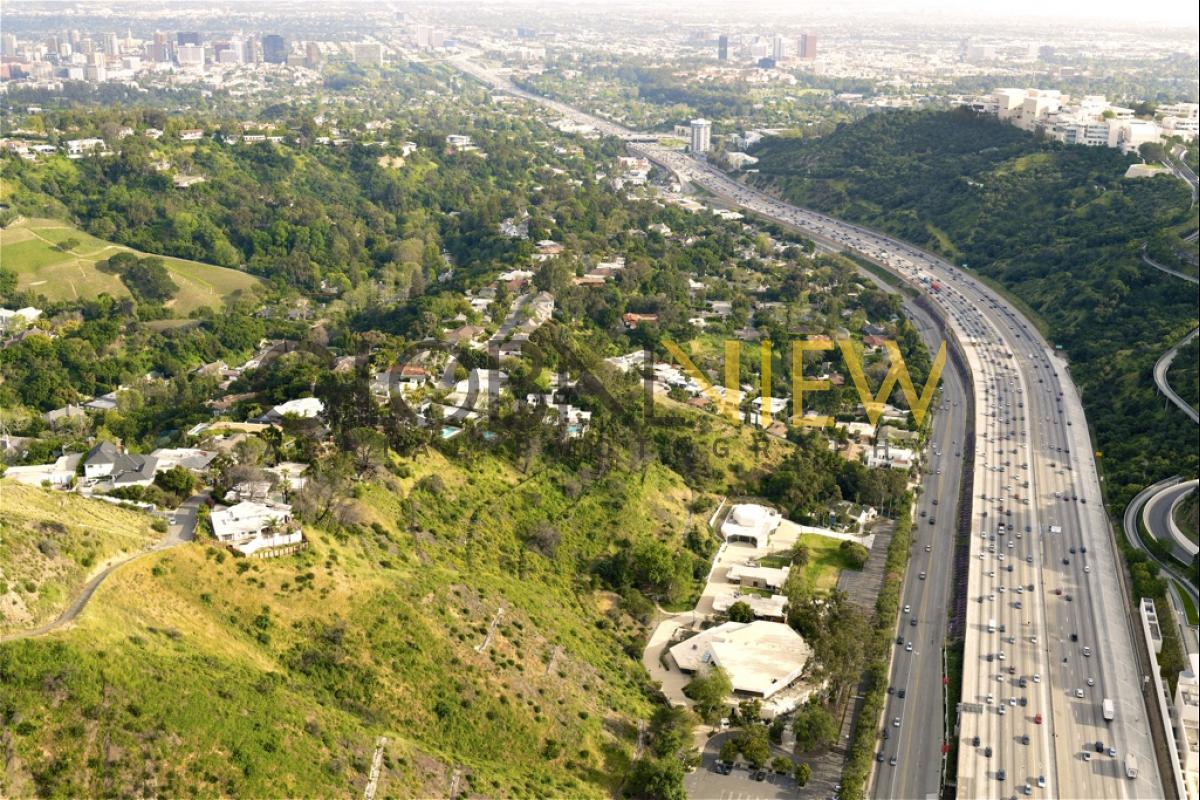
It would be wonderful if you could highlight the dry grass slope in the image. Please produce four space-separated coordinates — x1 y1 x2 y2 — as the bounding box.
0 481 160 634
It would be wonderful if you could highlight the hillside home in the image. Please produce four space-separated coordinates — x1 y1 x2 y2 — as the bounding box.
210 500 303 556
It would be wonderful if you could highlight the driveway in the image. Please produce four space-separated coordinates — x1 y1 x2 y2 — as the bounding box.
166 491 207 544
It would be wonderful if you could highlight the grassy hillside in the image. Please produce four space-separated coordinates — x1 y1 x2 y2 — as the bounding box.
0 482 160 635
750 109 1199 510
1 217 262 314
0 448 718 799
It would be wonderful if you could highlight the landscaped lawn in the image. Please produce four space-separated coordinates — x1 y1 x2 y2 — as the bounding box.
764 534 862 593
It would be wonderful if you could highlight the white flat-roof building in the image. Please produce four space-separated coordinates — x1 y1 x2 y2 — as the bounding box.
1176 654 1200 800
750 396 789 427
727 563 791 592
149 447 217 473
866 443 914 470
4 453 81 487
210 500 303 556
668 621 811 699
712 592 788 621
721 503 783 549
263 397 324 421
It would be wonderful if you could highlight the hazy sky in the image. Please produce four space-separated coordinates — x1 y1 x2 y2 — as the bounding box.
587 0 1200 27
882 0 1200 25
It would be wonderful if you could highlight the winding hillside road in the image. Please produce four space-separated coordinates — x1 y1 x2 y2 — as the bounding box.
1153 327 1200 424
0 494 202 643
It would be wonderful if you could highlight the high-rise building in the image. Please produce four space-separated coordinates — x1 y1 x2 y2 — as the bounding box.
718 34 728 61
176 44 205 70
414 25 433 49
353 42 383 66
262 34 287 64
305 41 321 68
215 40 243 64
799 33 817 60
102 32 119 56
1 33 17 57
177 32 202 46
771 35 789 62
690 118 712 154
151 31 170 62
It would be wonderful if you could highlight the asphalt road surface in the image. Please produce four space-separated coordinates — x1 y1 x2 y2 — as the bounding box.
0 493 202 642
863 285 967 800
450 53 1164 800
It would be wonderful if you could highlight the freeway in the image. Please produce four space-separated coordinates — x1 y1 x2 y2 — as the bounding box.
870 296 967 800
448 53 1164 799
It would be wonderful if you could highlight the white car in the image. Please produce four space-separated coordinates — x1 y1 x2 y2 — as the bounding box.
1033 673 1041 683
1074 688 1084 698
1083 647 1091 657
903 605 911 614
1086 678 1094 687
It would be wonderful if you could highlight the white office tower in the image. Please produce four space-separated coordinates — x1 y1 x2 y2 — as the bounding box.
177 43 205 70
772 34 789 62
690 118 712 153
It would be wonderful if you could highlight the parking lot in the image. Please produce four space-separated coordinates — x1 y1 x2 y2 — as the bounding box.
684 762 799 800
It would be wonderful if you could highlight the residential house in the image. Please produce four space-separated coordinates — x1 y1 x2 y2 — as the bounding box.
149 447 218 474
82 442 158 487
4 453 82 487
750 396 789 427
0 307 42 331
209 500 304 556
259 397 324 422
623 312 659 329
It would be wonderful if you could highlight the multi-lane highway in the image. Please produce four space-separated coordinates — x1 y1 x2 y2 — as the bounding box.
450 53 1164 799
872 296 967 800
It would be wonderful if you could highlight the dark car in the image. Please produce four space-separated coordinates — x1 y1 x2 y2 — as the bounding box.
876 752 885 763
715 762 733 775
1070 632 1078 641
984 746 993 757
1095 741 1104 753
752 769 767 782
911 617 918 626
998 769 1007 782
898 689 906 699
972 736 981 747
1020 735 1030 745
